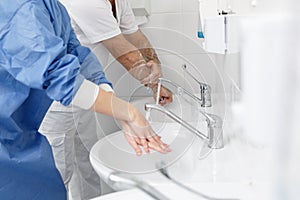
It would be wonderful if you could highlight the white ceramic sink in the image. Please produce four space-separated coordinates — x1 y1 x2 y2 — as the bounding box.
90 96 274 200
90 121 200 175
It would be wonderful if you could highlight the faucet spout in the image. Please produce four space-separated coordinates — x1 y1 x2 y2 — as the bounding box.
145 104 224 149
145 103 209 141
158 77 212 108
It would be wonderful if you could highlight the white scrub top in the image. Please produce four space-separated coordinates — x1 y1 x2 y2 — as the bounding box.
60 0 138 66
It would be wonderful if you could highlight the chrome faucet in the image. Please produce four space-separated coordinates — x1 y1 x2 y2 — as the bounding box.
145 103 224 149
182 64 212 107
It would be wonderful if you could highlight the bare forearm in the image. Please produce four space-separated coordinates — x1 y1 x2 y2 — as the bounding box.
102 34 151 81
117 50 153 81
124 30 160 64
102 34 136 61
91 88 136 122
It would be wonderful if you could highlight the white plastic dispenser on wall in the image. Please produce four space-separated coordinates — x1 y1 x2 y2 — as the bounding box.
203 0 239 54
128 0 151 26
204 15 239 54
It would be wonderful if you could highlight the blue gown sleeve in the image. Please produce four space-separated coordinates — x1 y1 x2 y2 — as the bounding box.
0 1 111 106
66 25 113 88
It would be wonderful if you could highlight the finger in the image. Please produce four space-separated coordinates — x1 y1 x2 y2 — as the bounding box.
166 94 173 103
159 97 173 106
140 76 151 85
135 137 142 146
141 75 159 85
140 138 150 154
150 73 160 83
159 97 167 106
146 60 154 67
149 135 164 144
154 137 170 149
157 72 163 78
159 89 173 105
151 135 171 152
159 100 166 106
161 87 173 96
148 83 158 88
124 133 143 156
154 135 162 140
148 140 170 154
158 95 171 106
146 135 161 140
147 136 171 153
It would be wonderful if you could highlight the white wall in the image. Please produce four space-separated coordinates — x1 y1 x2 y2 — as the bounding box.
102 0 261 128
105 0 268 101
106 1 296 100
142 0 221 93
105 0 226 100
102 0 260 131
102 0 254 135
132 0 256 98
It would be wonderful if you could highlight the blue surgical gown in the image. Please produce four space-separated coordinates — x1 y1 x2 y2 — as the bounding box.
0 0 111 199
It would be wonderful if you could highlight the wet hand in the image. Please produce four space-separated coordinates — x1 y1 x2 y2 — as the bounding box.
119 108 171 155
152 85 173 106
140 60 162 87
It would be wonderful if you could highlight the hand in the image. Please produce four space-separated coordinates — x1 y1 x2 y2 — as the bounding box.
152 85 173 106
119 108 171 156
92 89 171 156
140 60 162 87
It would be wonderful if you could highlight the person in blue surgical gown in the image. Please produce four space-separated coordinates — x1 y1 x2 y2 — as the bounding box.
0 0 170 199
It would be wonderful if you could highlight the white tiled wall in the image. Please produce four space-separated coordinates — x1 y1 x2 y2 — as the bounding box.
141 0 224 95
105 0 250 98
151 0 182 13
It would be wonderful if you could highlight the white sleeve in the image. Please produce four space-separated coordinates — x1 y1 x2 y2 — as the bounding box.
71 79 99 110
63 0 122 44
119 0 139 35
69 81 114 110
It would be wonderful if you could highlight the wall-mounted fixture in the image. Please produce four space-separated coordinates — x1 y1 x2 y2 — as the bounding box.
204 15 239 54
128 0 151 26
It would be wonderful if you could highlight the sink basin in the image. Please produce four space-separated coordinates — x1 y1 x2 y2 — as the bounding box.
90 121 202 179
90 96 274 199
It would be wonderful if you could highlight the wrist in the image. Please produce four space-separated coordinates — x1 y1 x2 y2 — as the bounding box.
128 104 139 122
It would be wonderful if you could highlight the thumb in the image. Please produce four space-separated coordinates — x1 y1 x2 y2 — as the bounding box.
146 60 154 67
